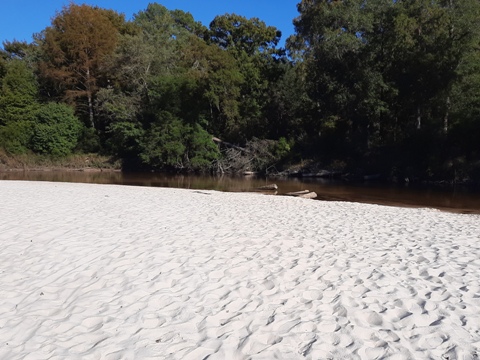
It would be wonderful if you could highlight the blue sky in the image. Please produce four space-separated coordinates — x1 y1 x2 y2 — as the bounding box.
0 1 300 48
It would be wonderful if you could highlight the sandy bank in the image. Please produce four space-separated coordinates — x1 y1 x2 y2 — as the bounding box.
0 180 479 359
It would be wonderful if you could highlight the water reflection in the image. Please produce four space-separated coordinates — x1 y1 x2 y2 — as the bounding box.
0 170 123 184
1 170 480 214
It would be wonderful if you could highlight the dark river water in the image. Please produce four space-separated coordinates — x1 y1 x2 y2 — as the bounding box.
1 170 480 214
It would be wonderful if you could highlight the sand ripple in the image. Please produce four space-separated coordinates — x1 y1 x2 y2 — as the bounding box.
0 181 479 359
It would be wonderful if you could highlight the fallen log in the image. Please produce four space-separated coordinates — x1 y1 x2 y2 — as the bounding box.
212 137 248 153
286 190 310 196
298 192 317 199
256 184 278 191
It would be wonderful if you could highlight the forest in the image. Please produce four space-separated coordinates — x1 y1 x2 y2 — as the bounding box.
1 1 480 184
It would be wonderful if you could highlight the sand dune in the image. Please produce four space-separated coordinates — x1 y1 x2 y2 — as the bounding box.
0 180 479 359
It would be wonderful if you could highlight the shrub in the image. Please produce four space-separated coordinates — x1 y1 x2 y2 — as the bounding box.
76 127 102 153
140 112 219 171
187 123 221 170
31 103 83 156
0 121 34 154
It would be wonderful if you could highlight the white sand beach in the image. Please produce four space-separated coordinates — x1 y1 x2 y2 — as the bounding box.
0 180 479 359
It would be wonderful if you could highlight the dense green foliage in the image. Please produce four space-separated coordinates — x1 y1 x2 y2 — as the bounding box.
31 103 83 156
290 0 480 181
1 1 480 181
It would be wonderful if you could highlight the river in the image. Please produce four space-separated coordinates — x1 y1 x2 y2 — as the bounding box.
1 170 479 214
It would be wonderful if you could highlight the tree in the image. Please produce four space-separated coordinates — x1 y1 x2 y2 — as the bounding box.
263 61 313 142
1 40 40 64
38 4 124 128
292 0 480 171
208 14 285 141
292 0 388 154
0 57 39 154
208 13 281 56
0 59 38 125
96 5 228 169
175 35 244 140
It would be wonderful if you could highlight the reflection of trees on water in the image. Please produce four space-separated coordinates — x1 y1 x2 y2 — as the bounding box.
0 171 123 184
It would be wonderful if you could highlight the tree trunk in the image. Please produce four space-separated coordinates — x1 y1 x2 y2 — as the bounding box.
416 106 421 130
444 96 450 134
87 91 94 129
86 67 95 129
394 116 398 143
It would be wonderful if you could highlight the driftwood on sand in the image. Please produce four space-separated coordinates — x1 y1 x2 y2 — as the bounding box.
256 184 278 191
286 190 310 196
286 190 318 199
298 192 317 199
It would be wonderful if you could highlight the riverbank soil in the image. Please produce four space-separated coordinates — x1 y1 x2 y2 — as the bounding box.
0 150 121 172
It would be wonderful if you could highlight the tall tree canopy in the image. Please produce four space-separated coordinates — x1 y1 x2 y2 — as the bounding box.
291 0 480 175
38 4 126 128
208 13 281 56
207 14 287 141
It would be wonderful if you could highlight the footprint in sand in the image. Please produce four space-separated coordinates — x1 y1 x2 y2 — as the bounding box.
302 289 323 301
328 333 354 347
364 346 387 359
411 311 441 327
81 316 104 331
317 317 340 333
141 313 166 328
294 321 317 332
367 311 383 326
417 332 447 349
